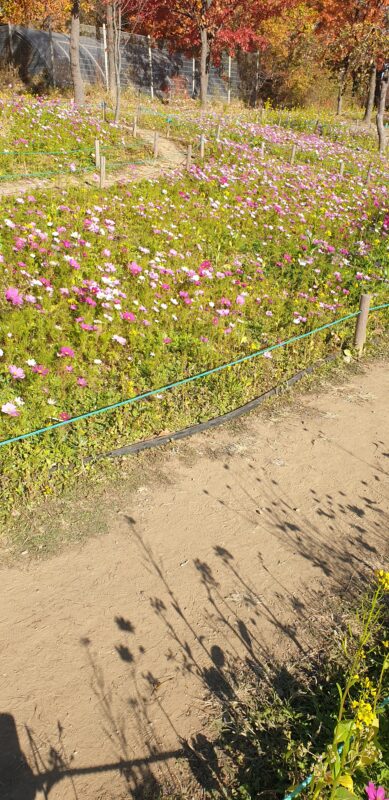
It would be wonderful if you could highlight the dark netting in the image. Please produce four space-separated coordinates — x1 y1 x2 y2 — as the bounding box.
0 24 241 99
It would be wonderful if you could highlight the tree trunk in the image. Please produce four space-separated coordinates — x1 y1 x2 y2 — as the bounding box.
336 65 348 115
70 0 85 106
376 67 389 155
106 2 116 97
363 63 376 124
199 27 210 108
113 2 122 123
336 87 343 115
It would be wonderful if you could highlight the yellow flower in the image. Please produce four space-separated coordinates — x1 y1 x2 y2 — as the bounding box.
377 570 389 592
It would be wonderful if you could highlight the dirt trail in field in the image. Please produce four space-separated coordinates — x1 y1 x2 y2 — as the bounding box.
1 362 388 800
0 130 185 198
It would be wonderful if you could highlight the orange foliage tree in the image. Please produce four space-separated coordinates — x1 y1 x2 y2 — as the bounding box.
0 0 70 29
315 0 388 116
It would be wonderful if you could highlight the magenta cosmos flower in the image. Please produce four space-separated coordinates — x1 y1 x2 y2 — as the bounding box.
5 287 23 306
366 783 389 800
32 364 49 376
58 346 75 358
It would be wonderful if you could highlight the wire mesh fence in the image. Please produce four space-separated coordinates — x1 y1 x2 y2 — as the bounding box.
0 23 241 101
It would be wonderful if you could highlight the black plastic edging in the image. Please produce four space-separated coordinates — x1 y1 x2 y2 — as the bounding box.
88 353 338 463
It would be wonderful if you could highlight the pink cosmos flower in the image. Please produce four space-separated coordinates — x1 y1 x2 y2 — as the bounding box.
9 365 25 380
59 411 71 421
77 377 88 387
122 311 136 322
5 287 23 306
163 337 172 344
58 346 75 358
32 364 49 376
365 783 388 800
112 335 127 345
128 262 142 276
1 402 19 417
236 294 245 306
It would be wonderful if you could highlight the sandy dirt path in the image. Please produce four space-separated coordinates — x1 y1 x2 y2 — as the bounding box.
0 130 185 198
1 362 388 800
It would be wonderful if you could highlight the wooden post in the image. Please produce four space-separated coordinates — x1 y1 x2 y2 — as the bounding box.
192 57 196 97
278 111 282 126
95 138 100 169
200 134 205 159
99 155 106 188
148 36 154 100
101 100 106 122
227 55 232 105
186 143 192 170
260 141 265 158
339 160 344 177
216 123 221 141
354 294 371 354
153 131 159 158
290 144 297 165
102 23 109 92
366 162 373 185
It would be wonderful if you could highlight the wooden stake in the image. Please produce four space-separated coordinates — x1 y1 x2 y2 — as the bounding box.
153 131 159 158
95 138 100 169
99 155 106 189
216 123 221 141
186 143 192 170
354 293 371 354
101 100 106 122
290 144 297 165
366 162 373 185
260 141 265 158
200 134 205 159
133 114 138 137
339 160 344 178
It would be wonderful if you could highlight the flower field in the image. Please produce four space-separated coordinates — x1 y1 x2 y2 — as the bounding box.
0 99 388 518
0 97 150 180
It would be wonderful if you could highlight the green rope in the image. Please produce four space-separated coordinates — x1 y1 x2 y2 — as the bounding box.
0 147 93 156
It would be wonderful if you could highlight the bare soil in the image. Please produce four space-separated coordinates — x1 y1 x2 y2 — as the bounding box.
0 361 388 800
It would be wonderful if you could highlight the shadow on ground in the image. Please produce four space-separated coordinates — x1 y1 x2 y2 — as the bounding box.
2 456 387 799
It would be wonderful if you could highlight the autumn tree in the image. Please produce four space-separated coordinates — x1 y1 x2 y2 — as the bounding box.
124 0 292 107
251 2 322 107
315 0 388 117
0 0 70 28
